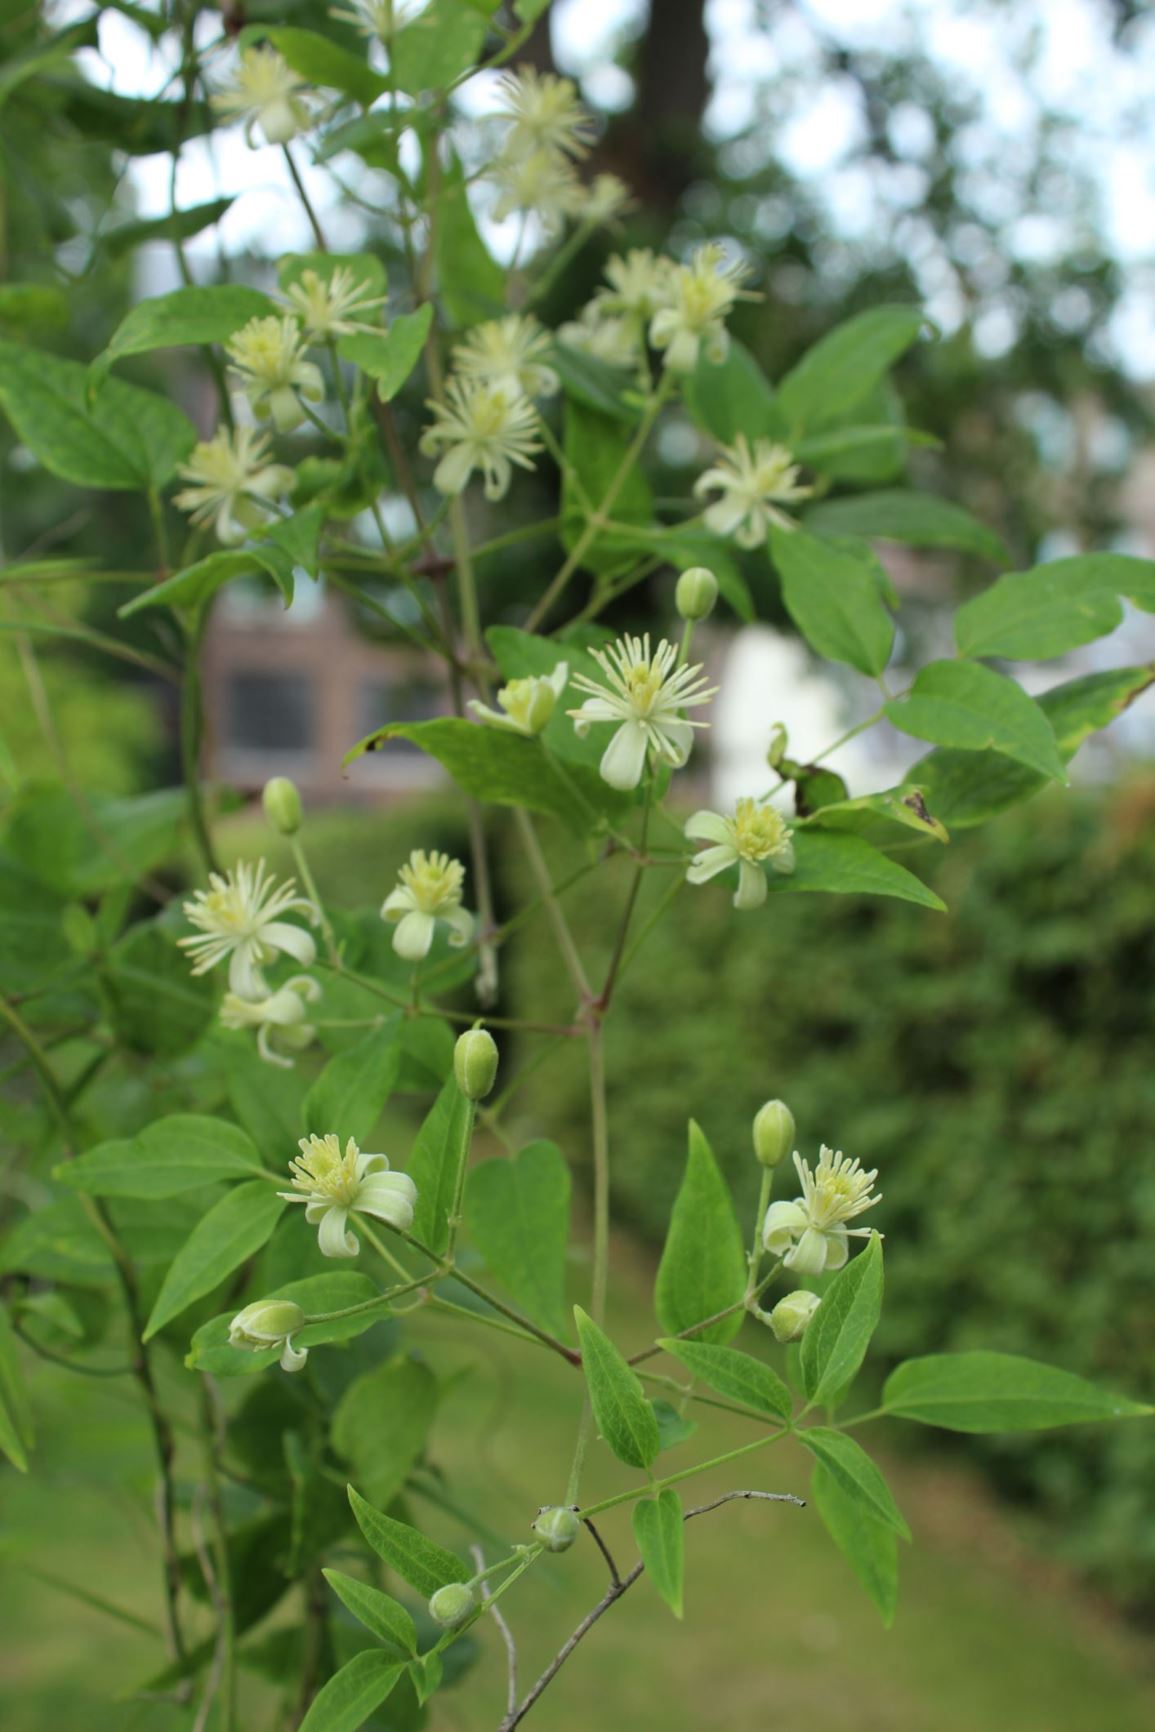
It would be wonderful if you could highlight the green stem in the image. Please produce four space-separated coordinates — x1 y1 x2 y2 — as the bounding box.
444 1096 477 1262
181 610 219 875
578 1427 789 1521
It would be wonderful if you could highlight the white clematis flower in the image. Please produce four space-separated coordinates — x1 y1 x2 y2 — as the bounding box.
568 634 717 791
229 1299 309 1371
762 1146 882 1277
179 859 318 998
280 1134 418 1259
174 425 294 546
381 850 474 961
489 146 581 234
493 66 593 162
570 173 635 227
649 243 753 373
227 316 325 434
694 436 812 548
211 46 312 148
452 315 559 402
468 663 568 737
329 0 426 39
685 798 795 910
419 378 541 500
219 975 322 1069
557 305 640 370
594 248 673 323
282 266 386 342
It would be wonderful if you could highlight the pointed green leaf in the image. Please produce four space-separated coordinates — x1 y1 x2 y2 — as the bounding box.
684 337 785 443
765 830 944 912
804 786 948 849
654 1121 746 1346
348 1486 469 1596
435 155 504 327
143 1181 285 1340
333 1358 439 1508
552 343 635 422
102 198 235 261
658 1339 791 1421
882 1352 1152 1433
798 1428 910 1539
57 1115 263 1199
94 285 273 380
242 26 391 105
651 1398 698 1452
0 1304 34 1472
632 1489 684 1617
885 659 1066 783
339 305 433 402
303 1025 403 1144
561 398 653 576
465 1141 571 1338
574 1306 661 1470
297 1650 404 1732
390 1 490 94
955 553 1155 661
806 488 1007 563
777 306 924 432
770 524 894 677
322 1571 417 1656
799 1233 883 1404
811 1463 898 1627
407 1075 472 1257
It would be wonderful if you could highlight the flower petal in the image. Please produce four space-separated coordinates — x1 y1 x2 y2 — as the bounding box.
392 909 435 961
318 1206 358 1259
684 810 732 846
262 921 317 969
686 844 736 885
599 719 649 790
734 860 768 911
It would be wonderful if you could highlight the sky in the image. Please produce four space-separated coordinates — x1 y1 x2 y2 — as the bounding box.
58 0 1155 374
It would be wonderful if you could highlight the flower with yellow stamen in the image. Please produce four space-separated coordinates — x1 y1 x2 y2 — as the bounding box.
211 46 312 148
174 425 294 546
381 850 474 961
226 316 325 434
419 378 541 500
179 860 318 998
493 66 593 162
452 315 559 402
694 437 812 548
282 266 386 342
684 798 795 910
649 243 753 373
568 633 717 791
280 1134 418 1259
762 1146 882 1277
468 663 568 737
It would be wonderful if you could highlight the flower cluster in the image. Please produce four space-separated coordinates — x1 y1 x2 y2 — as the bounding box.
484 66 628 237
420 315 553 500
555 243 752 378
226 315 325 435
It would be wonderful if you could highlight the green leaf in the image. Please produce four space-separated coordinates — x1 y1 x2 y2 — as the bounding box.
345 717 627 831
799 1233 883 1404
187 1272 384 1375
243 27 391 105
684 338 785 443
304 1025 403 1144
143 1181 285 1340
811 1463 897 1627
0 283 69 334
407 1075 472 1257
105 920 216 1058
552 344 635 422
339 306 433 402
955 553 1155 661
348 1486 469 1596
101 198 235 261
3 784 187 896
651 1398 698 1453
805 489 1007 564
911 664 1155 829
885 659 1066 784
435 155 505 327
607 524 754 622
119 548 291 618
57 1115 263 1199
881 1352 1152 1433
769 524 894 677
654 1121 747 1346
777 306 925 432
574 1305 661 1470
333 1357 439 1507
765 830 945 912
465 1141 571 1338
297 1651 404 1732
390 1 490 93
798 1429 910 1539
561 398 653 576
793 424 940 470
259 503 327 580
804 786 948 849
632 1489 684 1618
0 340 196 491
658 1339 791 1421
0 1304 34 1473
322 1570 417 1656
94 285 272 381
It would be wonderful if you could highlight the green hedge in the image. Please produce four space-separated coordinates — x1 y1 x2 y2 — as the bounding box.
503 779 1155 1611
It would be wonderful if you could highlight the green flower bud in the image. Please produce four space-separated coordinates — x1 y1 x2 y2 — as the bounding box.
675 565 718 622
767 723 788 769
532 1506 581 1553
766 1289 821 1344
262 776 303 836
753 1099 795 1168
228 1299 309 1371
454 1027 499 1101
428 1582 476 1629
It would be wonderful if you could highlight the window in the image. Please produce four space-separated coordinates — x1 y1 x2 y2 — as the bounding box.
357 673 443 752
226 670 316 752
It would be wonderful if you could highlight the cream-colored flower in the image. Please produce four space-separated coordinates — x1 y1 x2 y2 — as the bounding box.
329 0 426 39
556 306 640 370
280 1134 418 1259
762 1146 882 1277
452 315 559 402
226 316 325 434
694 436 812 548
594 249 673 322
282 266 386 341
493 66 593 162
229 1299 308 1371
381 850 473 961
489 147 581 233
219 975 322 1068
649 243 752 373
568 173 635 227
468 663 568 737
568 633 717 791
211 46 312 148
419 378 541 500
179 860 318 998
684 798 795 910
174 425 294 546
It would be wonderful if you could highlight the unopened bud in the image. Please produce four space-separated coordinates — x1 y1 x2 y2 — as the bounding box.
228 1299 308 1371
532 1506 580 1553
429 1582 476 1629
454 1028 498 1101
753 1099 795 1168
262 776 302 836
766 1289 821 1344
767 724 788 769
675 565 718 622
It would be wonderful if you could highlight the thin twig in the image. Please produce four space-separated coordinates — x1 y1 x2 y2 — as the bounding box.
471 1545 519 1718
581 1517 621 1587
